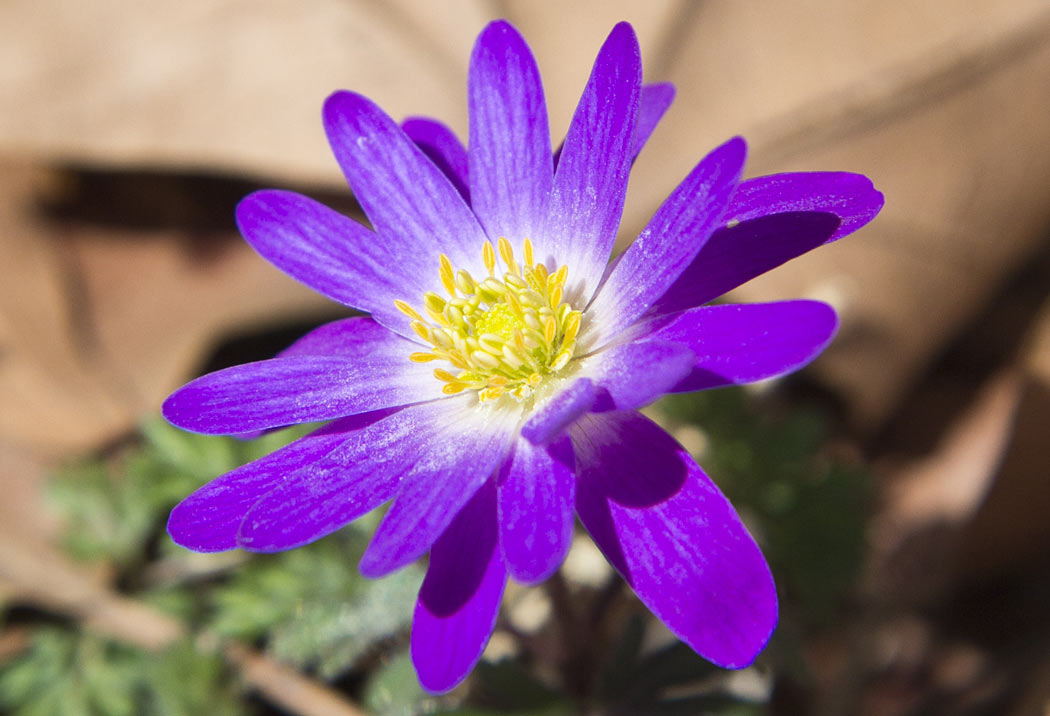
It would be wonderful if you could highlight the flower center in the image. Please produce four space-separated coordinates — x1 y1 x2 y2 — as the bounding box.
395 237 582 402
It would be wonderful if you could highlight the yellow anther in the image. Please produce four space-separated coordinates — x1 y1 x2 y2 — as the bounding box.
471 350 501 370
562 311 582 343
396 241 583 402
479 278 506 301
425 306 448 326
446 351 470 370
497 237 520 274
482 240 496 275
555 303 571 325
505 289 524 317
423 291 445 310
455 269 476 295
550 349 572 371
445 304 465 328
439 254 456 296
477 333 505 353
504 272 528 290
547 286 562 310
520 289 545 308
431 328 453 349
501 344 525 369
411 320 431 342
395 300 423 321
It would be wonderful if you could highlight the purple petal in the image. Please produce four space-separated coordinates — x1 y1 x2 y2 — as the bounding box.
728 171 884 242
236 398 471 551
412 479 507 694
631 82 675 159
163 321 436 434
649 211 841 314
520 377 596 445
167 414 390 552
468 20 552 243
572 411 777 668
237 190 428 338
543 22 641 305
643 301 838 392
401 117 469 201
497 437 575 584
275 316 403 357
584 340 696 411
586 137 746 345
323 91 488 276
649 171 883 315
359 406 517 577
230 317 397 441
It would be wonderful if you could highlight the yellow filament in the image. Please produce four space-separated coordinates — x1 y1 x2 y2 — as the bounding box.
395 237 582 402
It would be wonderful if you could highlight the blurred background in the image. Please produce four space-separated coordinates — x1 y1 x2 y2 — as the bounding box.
1 1 1050 714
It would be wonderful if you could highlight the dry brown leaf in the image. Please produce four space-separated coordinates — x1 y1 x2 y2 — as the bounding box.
2 0 1050 441
0 164 333 453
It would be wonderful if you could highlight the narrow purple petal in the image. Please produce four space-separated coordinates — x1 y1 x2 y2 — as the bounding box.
230 317 400 441
236 190 426 338
543 22 641 306
412 479 506 694
162 321 437 434
586 137 746 345
520 377 596 445
497 437 575 584
552 82 672 169
572 411 777 668
167 414 390 552
583 340 695 412
401 117 469 201
727 171 884 243
649 171 883 315
649 211 841 314
359 406 516 577
275 316 404 358
469 20 552 243
323 91 488 276
643 301 838 392
631 82 675 159
236 398 470 551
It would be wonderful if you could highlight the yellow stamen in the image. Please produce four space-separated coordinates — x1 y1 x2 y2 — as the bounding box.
482 240 496 275
394 238 583 402
439 254 456 296
395 300 422 321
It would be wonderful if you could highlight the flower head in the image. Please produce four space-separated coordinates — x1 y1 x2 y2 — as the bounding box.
162 20 883 693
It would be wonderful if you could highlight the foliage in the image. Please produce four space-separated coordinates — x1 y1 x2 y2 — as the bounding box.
0 387 870 715
0 629 243 716
659 388 869 627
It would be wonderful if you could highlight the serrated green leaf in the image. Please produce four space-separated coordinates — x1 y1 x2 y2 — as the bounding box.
362 649 427 716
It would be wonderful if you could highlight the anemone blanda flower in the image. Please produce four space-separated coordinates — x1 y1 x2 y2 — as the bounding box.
162 20 883 693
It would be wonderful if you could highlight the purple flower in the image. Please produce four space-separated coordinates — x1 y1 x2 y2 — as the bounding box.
162 21 882 693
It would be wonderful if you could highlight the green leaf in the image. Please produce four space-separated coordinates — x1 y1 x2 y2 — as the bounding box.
361 649 427 716
209 528 422 678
